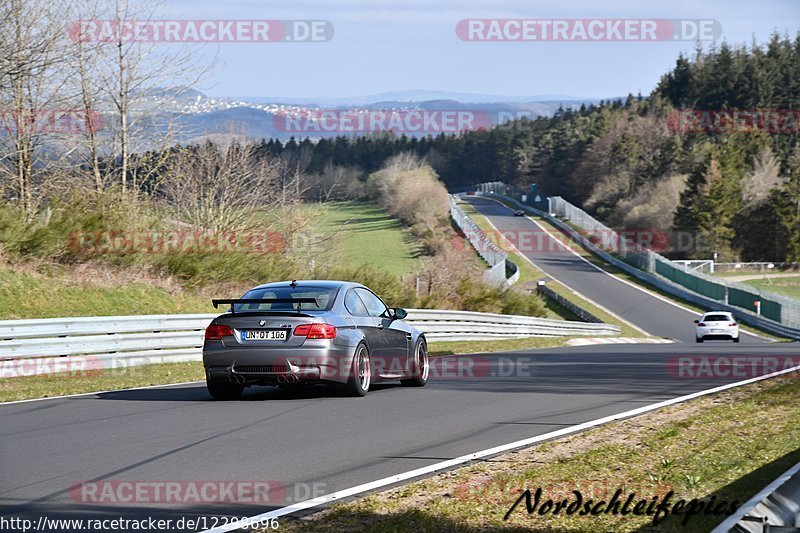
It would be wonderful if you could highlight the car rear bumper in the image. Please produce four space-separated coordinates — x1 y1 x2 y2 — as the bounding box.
696 329 739 340
203 344 355 385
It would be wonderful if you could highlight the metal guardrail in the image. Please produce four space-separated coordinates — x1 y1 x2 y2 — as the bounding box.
0 310 619 376
456 192 618 325
547 195 800 329
712 459 800 533
475 183 800 330
485 192 800 340
407 309 619 339
449 195 518 287
535 283 605 323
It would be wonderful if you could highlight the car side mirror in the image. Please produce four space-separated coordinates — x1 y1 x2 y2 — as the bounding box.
693 319 699 323
393 308 408 320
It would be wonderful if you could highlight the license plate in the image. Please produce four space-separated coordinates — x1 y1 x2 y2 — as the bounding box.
241 329 287 341
711 329 724 333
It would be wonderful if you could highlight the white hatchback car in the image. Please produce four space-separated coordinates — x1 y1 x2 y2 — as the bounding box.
694 312 739 343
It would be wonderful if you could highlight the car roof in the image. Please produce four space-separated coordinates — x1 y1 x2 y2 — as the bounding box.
249 280 365 291
703 311 733 316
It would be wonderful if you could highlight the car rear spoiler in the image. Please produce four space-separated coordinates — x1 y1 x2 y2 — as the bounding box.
212 298 321 314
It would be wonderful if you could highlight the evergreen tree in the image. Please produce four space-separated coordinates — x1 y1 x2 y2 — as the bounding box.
698 159 741 260
674 155 711 232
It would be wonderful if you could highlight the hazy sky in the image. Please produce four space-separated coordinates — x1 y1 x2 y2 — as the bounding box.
161 0 799 99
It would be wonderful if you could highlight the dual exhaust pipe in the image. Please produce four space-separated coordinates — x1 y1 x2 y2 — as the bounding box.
230 373 298 384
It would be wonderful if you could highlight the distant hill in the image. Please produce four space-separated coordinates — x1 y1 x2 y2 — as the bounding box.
123 87 609 143
223 89 601 106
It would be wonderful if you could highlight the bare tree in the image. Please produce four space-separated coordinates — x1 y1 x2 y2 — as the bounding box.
0 0 213 216
367 152 449 242
160 140 282 231
304 162 362 202
741 146 783 207
63 0 108 193
278 144 312 204
0 0 71 218
70 0 211 197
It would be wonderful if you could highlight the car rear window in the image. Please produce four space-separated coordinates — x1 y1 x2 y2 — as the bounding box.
704 314 731 322
235 286 338 312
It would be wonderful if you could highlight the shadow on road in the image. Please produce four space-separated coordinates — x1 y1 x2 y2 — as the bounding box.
96 382 403 402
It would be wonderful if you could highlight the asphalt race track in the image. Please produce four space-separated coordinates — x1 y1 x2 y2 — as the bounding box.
463 196 765 344
1 199 795 531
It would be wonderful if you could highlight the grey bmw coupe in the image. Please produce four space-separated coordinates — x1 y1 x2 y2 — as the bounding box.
203 280 428 399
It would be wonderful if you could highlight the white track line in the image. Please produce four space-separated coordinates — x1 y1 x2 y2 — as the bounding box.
201 363 800 533
480 197 768 340
0 380 204 406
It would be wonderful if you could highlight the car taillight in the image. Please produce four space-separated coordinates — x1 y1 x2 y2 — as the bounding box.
294 323 337 339
730 322 737 326
205 324 232 340
698 323 705 327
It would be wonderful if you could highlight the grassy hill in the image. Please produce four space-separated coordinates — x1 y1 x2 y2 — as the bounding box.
316 201 421 277
0 268 215 319
0 201 423 319
741 276 800 301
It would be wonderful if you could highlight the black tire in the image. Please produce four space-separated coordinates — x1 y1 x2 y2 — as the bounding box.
207 379 244 400
733 337 740 343
401 339 429 387
338 344 370 397
696 337 703 343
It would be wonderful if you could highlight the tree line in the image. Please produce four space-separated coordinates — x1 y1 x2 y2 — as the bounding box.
262 33 800 262
2 1 797 264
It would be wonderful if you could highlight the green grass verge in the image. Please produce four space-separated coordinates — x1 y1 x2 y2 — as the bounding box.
0 268 215 319
741 276 800 300
427 337 572 356
0 337 574 402
276 375 800 533
459 201 642 337
710 271 799 279
0 361 205 402
711 271 754 278
316 201 421 277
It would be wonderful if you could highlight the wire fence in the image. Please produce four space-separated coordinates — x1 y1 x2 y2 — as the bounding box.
449 196 509 286
713 262 800 273
485 191 800 339
549 196 654 271
548 195 800 328
467 184 800 330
